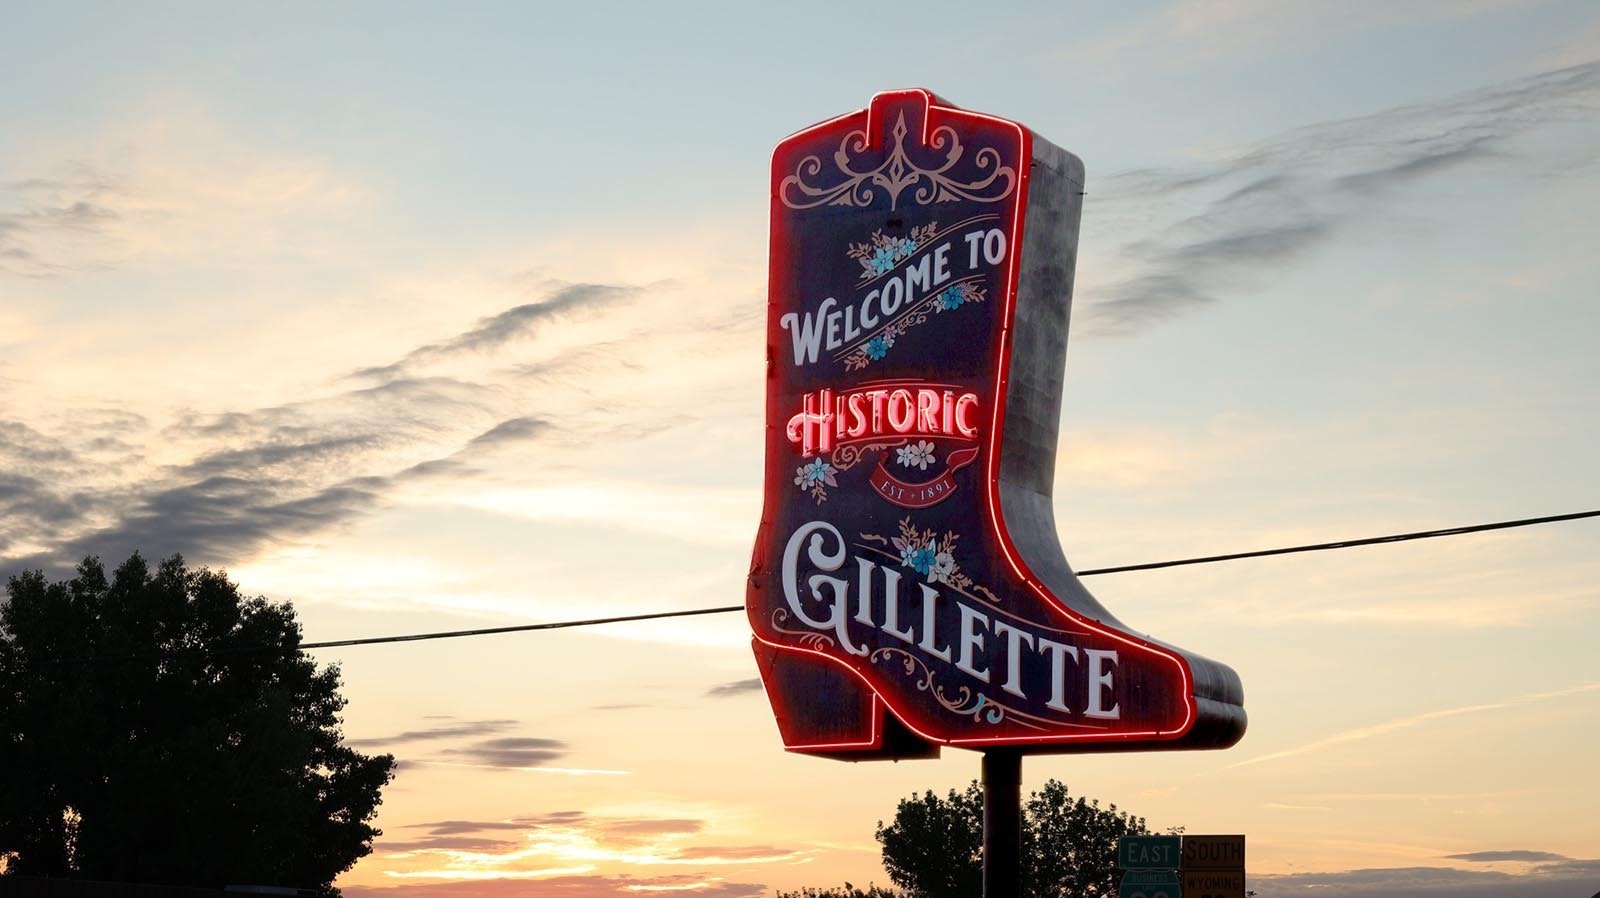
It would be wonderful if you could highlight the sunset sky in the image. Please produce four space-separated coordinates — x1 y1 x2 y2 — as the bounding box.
3 2 1599 897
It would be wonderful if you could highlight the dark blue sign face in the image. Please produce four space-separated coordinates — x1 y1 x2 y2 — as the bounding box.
748 90 1246 758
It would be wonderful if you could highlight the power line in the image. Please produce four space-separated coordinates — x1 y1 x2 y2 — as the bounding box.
27 508 1600 664
304 605 740 650
1072 508 1600 576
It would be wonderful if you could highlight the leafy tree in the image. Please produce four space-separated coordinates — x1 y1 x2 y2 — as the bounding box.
875 782 984 898
1020 781 1153 898
0 553 394 895
869 779 1159 898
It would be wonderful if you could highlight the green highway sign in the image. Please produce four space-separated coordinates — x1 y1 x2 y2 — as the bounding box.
1119 873 1182 898
1124 870 1183 885
1119 834 1182 869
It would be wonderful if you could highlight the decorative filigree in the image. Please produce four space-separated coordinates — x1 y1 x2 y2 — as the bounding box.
770 608 834 650
972 584 1003 605
871 647 1003 723
829 441 901 474
869 647 1110 732
842 277 986 371
781 114 1016 211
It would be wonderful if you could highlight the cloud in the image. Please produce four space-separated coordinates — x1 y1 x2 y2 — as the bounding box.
1074 0 1534 73
370 811 808 884
1082 61 1600 335
437 736 570 769
1250 857 1600 897
352 283 638 381
1446 850 1571 863
374 836 521 853
399 813 587 838
670 846 792 861
0 369 566 578
595 819 704 838
466 416 556 450
342 874 766 898
0 167 126 277
345 718 520 749
3 106 366 279
704 679 764 698
0 267 705 582
23 473 391 577
1227 681 1600 769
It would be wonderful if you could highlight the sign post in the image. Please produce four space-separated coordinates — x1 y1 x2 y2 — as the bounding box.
750 89 1249 897
982 750 1022 898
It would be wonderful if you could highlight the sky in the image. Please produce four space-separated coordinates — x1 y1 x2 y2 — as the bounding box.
2 1 1599 896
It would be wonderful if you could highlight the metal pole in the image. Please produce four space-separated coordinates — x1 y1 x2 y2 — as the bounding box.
982 749 1023 898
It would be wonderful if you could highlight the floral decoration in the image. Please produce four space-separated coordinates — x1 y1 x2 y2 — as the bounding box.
890 517 973 589
935 282 978 311
846 223 938 280
896 440 937 471
793 457 838 504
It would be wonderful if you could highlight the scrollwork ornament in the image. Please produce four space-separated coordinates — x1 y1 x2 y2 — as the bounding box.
781 114 1016 211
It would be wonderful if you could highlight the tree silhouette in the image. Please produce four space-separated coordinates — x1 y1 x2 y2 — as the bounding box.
874 782 984 898
0 553 394 895
1020 781 1152 898
866 779 1157 898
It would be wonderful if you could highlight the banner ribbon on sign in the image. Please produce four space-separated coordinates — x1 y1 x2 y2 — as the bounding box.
869 443 980 508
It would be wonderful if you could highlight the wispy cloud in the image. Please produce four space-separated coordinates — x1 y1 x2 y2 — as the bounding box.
345 718 520 749
1227 681 1600 769
703 679 763 699
352 284 640 382
372 811 806 887
1083 61 1600 335
1249 856 1600 897
1446 850 1570 863
0 290 603 577
1075 0 1536 72
1293 789 1535 803
0 167 126 277
3 105 365 281
347 717 605 773
343 873 766 897
438 737 570 769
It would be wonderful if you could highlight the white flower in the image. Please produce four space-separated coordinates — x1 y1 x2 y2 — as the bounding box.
895 440 937 471
929 551 957 584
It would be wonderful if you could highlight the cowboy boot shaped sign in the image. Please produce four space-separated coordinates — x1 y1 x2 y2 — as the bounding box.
748 90 1246 759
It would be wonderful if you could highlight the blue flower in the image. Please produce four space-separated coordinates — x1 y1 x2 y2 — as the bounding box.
897 237 918 257
864 335 891 361
870 246 896 275
939 286 965 310
908 547 936 574
802 458 830 485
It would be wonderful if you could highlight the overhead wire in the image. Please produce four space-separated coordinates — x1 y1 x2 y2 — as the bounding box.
22 507 1600 665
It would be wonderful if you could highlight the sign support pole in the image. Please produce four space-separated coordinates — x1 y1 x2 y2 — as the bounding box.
982 748 1022 898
